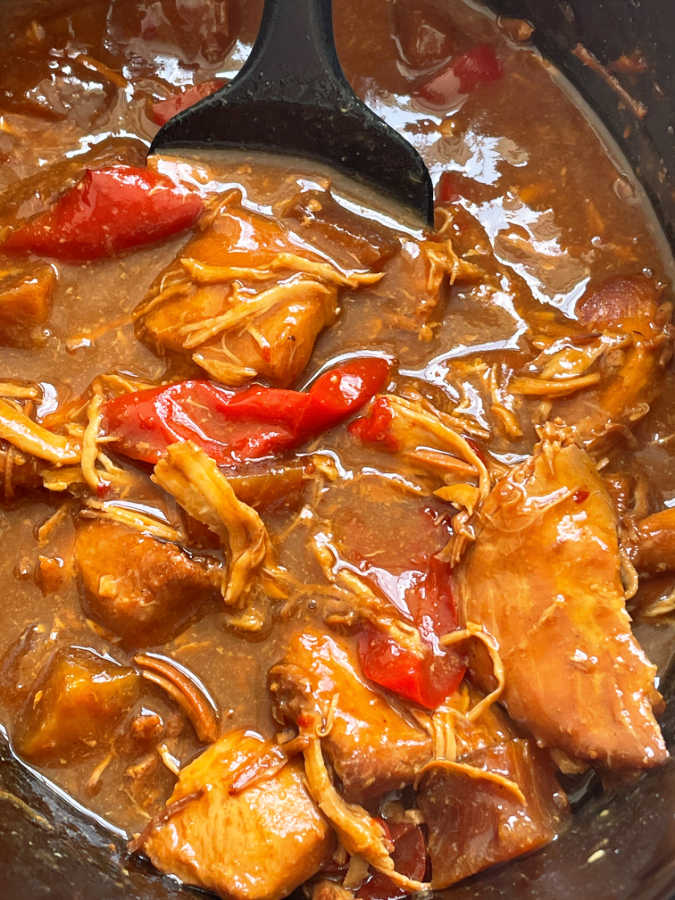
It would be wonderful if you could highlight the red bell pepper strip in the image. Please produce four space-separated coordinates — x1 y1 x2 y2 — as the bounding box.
436 171 462 205
416 43 503 107
358 557 466 709
357 821 427 899
453 43 503 92
149 79 225 126
102 358 390 465
348 395 398 450
2 166 204 261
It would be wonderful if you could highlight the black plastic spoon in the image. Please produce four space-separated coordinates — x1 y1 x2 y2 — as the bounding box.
148 0 434 226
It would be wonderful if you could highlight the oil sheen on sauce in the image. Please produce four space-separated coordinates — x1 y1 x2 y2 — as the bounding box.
0 0 672 841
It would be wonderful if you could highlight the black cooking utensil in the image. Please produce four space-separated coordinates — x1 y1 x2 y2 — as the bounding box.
148 0 434 225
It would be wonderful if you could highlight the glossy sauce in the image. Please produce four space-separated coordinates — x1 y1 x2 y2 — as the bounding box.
0 0 672 862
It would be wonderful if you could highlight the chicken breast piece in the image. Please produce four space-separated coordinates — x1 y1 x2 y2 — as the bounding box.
269 629 432 801
281 188 400 269
632 507 675 575
0 441 43 499
555 275 672 444
418 738 568 888
141 730 333 900
136 197 345 386
455 434 667 769
75 520 221 647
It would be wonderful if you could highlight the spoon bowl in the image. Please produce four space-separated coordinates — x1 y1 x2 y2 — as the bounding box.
148 0 434 226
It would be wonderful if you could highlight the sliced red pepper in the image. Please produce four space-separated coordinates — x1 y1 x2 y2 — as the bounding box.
305 358 391 432
2 166 204 261
436 171 462 205
149 79 225 126
102 358 390 465
357 822 427 899
358 558 466 709
453 43 503 92
348 396 397 450
416 43 503 107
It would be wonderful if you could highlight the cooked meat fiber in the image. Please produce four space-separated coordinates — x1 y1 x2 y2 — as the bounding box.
0 441 43 498
447 683 518 757
631 507 675 575
281 188 400 269
75 520 221 647
419 739 568 888
136 198 341 386
141 730 334 900
269 628 432 801
455 434 667 769
555 276 672 444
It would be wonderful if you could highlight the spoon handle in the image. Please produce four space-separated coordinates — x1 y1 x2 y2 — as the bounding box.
232 0 347 103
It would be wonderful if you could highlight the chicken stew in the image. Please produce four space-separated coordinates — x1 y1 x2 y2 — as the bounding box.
0 1 673 898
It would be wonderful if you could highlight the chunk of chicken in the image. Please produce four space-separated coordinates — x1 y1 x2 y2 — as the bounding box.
281 188 399 269
152 441 287 632
75 520 221 647
552 276 672 445
16 647 139 763
0 442 43 500
311 881 354 900
140 730 333 900
136 193 385 386
631 508 675 576
435 682 518 760
0 264 55 346
418 738 567 888
269 629 432 802
454 432 667 769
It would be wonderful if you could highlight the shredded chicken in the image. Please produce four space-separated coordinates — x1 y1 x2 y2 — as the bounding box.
421 234 482 294
522 277 673 446
82 500 184 543
440 624 505 722
302 736 429 893
387 394 489 492
483 364 523 439
0 398 80 465
153 442 287 629
310 530 424 656
0 381 40 400
135 194 388 386
351 392 491 564
176 279 332 348
510 372 602 397
181 252 383 289
80 386 106 491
